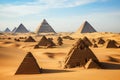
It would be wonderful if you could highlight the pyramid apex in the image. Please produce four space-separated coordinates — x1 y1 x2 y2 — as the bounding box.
84 21 89 24
42 19 47 23
26 52 34 57
43 19 46 21
20 23 23 25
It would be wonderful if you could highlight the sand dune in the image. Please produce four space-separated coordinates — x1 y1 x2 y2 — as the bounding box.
0 32 120 80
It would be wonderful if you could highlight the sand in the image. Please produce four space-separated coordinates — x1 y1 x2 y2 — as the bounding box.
0 32 120 80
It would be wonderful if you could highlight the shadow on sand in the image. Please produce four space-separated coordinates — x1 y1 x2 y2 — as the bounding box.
42 69 74 74
101 62 120 69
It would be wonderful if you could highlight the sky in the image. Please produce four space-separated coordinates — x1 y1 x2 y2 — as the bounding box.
0 0 120 32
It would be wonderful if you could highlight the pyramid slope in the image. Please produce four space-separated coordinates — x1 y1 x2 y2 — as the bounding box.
83 36 92 47
12 27 17 33
76 21 97 33
36 19 56 33
14 23 29 33
15 52 41 74
64 39 99 68
4 28 11 32
85 59 101 69
24 36 36 42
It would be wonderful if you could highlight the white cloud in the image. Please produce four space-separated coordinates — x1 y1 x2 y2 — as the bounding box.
0 0 99 17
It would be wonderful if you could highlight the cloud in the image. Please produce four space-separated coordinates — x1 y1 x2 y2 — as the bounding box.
0 0 103 17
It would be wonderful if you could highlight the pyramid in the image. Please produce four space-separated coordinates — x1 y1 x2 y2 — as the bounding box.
93 44 98 48
24 36 36 42
14 23 29 33
85 59 101 69
64 39 99 68
15 52 42 74
47 38 56 46
76 21 97 33
12 27 17 33
34 45 39 49
98 38 105 44
4 28 11 32
35 19 56 34
106 40 118 48
83 36 92 47
57 37 63 46
37 36 55 47
37 36 50 46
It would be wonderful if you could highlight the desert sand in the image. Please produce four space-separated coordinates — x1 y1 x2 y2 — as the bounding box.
0 32 120 80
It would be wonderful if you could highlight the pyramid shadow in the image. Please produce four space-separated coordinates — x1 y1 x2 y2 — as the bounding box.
101 62 120 69
42 69 74 74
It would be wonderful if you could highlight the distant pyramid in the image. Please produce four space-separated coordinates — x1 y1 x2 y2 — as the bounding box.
35 19 56 34
14 23 29 33
12 27 17 33
34 44 39 49
85 59 101 69
106 40 118 48
93 44 98 48
76 21 97 33
37 36 55 47
15 52 42 74
4 28 11 32
98 38 105 44
24 36 36 42
64 38 99 68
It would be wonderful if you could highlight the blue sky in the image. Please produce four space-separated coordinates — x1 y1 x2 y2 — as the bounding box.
0 0 120 32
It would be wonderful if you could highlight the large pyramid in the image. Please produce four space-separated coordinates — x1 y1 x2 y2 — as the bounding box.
14 23 29 33
15 52 42 74
64 38 99 68
76 21 97 33
35 19 56 34
4 28 11 32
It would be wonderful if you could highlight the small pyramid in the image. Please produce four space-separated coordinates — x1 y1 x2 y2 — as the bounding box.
83 36 92 47
4 28 11 32
85 59 101 69
93 44 98 48
12 27 17 33
15 52 42 74
98 38 105 44
47 38 56 46
24 36 36 42
106 40 118 48
37 36 49 46
64 39 99 68
14 23 29 33
57 37 63 46
37 36 55 47
34 45 39 49
76 21 97 33
35 19 56 34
